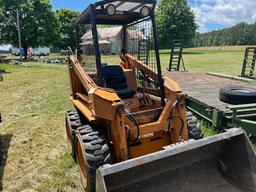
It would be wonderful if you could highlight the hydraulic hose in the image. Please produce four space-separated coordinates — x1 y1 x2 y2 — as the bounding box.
168 100 185 138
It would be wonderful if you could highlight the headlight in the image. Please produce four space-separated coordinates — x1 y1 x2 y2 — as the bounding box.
106 4 116 16
140 6 150 17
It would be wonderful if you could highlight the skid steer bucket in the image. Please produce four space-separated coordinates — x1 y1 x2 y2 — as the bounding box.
96 128 256 192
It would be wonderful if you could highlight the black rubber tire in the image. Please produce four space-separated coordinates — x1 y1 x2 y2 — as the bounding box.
75 125 111 192
65 108 82 160
219 86 256 104
186 111 203 140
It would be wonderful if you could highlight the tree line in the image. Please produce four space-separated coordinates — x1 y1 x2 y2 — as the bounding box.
192 22 256 47
0 0 81 59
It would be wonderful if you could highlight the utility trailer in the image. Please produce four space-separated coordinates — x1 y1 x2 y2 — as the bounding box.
167 71 256 139
64 0 256 191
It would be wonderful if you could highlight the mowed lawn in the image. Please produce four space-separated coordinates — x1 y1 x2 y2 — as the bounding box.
102 46 247 76
162 46 246 75
0 63 84 191
0 46 253 191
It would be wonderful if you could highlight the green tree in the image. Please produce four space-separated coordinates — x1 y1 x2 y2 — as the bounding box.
192 22 256 47
156 0 197 48
248 23 256 45
0 0 58 59
54 9 80 50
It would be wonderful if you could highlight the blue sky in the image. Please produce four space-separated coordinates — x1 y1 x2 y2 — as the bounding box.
50 0 92 12
50 0 256 33
189 0 256 32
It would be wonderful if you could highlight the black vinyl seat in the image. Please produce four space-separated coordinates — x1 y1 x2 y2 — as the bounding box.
101 65 136 99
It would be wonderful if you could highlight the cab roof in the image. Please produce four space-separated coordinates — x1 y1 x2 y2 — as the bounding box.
76 0 157 25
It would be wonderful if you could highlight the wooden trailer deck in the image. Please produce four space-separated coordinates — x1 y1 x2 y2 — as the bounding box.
164 71 254 112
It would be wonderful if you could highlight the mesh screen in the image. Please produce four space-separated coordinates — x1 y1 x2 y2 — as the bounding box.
127 18 159 95
80 24 97 72
127 18 156 71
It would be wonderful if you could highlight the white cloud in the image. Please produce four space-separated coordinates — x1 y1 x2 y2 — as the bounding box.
191 0 256 32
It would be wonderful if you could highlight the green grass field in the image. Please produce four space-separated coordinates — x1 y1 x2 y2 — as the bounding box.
0 46 254 191
162 47 245 75
102 46 247 76
0 63 83 191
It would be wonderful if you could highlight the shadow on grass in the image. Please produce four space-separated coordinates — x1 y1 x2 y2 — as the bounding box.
183 51 205 55
0 69 11 74
0 134 12 191
160 51 205 55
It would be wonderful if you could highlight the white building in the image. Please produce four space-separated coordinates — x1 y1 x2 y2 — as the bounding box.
81 26 146 55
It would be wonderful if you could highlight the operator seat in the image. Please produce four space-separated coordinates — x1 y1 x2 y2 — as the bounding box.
101 65 136 99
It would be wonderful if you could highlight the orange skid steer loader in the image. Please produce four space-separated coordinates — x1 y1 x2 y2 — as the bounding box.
65 1 256 191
